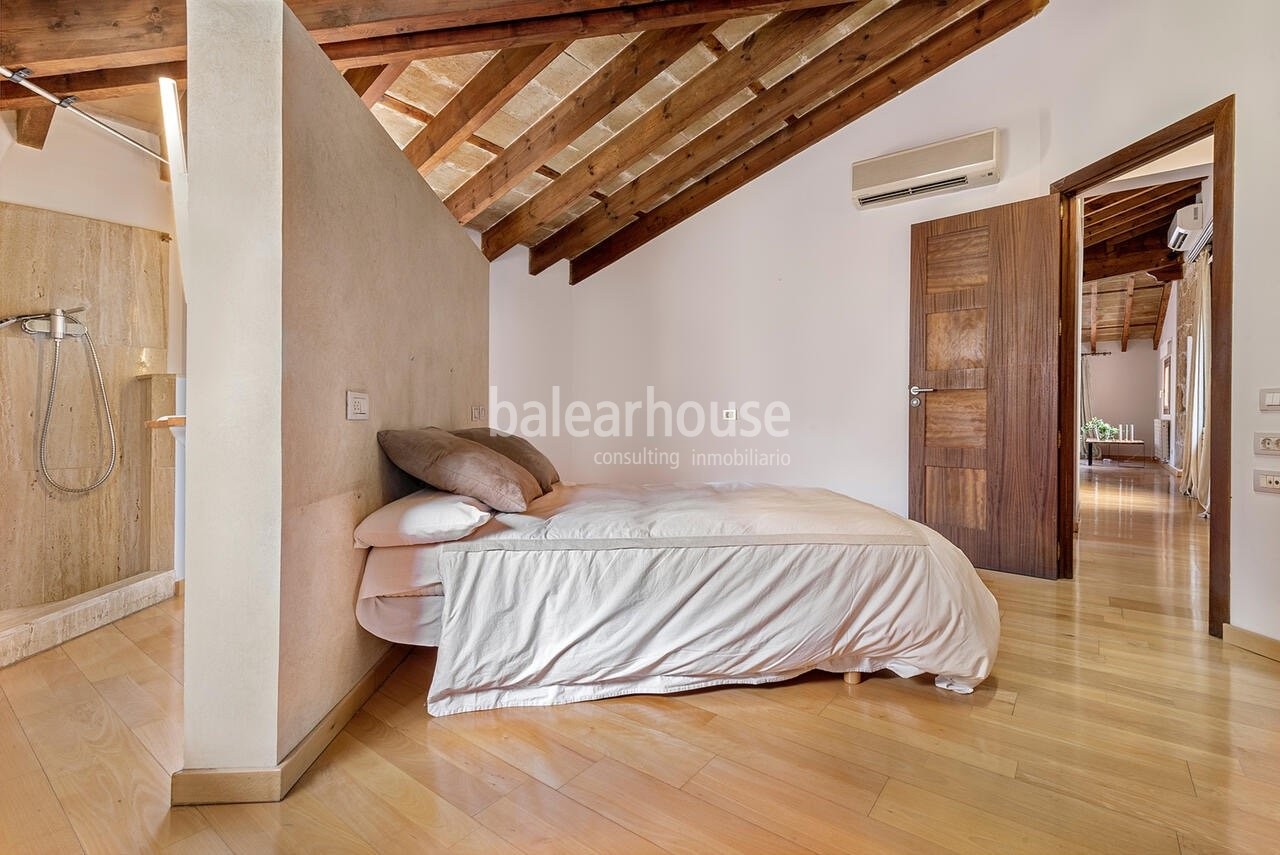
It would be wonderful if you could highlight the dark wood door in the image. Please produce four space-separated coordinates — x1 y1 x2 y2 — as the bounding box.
908 195 1061 577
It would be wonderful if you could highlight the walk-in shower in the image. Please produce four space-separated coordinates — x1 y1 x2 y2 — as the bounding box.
0 307 116 493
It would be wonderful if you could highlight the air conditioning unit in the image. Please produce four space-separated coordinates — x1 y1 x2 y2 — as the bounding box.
1167 203 1205 251
851 129 1000 209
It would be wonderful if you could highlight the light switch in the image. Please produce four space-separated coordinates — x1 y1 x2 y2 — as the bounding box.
471 405 487 422
346 390 370 421
1262 388 1280 412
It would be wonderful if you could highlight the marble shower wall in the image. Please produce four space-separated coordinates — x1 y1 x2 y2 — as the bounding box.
0 202 172 610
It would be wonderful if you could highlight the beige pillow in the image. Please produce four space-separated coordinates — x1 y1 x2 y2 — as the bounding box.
452 428 560 493
377 427 543 512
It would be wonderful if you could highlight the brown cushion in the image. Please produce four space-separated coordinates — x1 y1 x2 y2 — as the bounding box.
452 429 561 493
377 427 543 512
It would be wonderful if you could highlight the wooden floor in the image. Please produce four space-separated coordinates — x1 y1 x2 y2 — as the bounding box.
3 463 1279 853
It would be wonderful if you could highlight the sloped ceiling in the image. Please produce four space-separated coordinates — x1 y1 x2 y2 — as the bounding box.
0 0 1048 281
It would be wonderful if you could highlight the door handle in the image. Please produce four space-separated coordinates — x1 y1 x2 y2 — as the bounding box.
909 385 935 397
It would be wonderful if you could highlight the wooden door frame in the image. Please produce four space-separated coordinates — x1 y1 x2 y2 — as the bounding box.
1051 96 1235 636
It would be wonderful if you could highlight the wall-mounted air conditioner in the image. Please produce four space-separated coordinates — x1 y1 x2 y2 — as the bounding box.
1167 203 1205 251
851 129 1000 209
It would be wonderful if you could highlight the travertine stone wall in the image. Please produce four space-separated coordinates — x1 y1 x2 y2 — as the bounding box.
0 202 171 610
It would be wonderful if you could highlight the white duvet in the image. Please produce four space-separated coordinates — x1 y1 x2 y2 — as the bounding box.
420 482 999 716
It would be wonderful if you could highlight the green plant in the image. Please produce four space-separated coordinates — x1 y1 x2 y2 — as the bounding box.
1082 417 1118 440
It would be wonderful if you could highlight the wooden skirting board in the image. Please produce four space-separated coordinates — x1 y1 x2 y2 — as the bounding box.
0 570 176 669
1223 623 1280 664
171 643 409 805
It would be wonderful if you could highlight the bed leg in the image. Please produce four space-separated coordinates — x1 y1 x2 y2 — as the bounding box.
843 671 863 685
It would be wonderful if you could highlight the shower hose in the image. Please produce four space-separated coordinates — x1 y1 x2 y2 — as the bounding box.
39 331 117 493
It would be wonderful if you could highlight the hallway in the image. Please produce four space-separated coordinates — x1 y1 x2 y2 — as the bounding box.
1075 461 1210 628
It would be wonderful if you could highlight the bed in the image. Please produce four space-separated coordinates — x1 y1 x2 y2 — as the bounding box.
356 480 1000 717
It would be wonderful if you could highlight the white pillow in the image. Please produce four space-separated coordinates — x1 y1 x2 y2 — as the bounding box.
353 489 492 548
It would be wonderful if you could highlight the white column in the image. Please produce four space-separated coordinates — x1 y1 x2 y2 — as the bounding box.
183 0 286 769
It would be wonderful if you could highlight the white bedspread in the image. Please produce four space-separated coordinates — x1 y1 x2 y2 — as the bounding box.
425 482 999 716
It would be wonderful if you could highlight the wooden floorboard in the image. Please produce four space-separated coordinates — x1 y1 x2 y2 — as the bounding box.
2 463 1278 853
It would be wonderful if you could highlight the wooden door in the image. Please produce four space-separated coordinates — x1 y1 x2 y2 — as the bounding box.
908 196 1061 577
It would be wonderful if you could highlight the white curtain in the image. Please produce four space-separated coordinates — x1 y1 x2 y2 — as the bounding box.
1180 253 1211 512
1080 355 1095 429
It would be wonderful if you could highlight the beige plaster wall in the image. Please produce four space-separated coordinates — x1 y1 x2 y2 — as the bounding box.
276 11 488 757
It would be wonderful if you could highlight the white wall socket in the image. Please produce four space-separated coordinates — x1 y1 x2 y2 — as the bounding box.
1255 433 1280 456
1255 470 1280 494
722 408 738 421
346 390 370 421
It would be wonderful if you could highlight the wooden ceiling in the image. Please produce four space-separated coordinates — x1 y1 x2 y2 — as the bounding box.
1080 176 1203 352
0 0 1048 282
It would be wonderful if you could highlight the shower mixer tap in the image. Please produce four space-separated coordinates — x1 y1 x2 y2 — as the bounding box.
0 307 89 339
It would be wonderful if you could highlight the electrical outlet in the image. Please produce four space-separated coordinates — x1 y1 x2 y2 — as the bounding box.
1255 433 1280 456
1255 470 1280 494
722 408 738 421
346 390 369 421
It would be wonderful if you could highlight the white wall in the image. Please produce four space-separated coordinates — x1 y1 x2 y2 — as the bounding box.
491 0 1280 641
1085 345 1159 453
0 110 171 231
184 0 287 769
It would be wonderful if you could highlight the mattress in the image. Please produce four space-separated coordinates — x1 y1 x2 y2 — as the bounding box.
356 544 444 646
355 482 1001 717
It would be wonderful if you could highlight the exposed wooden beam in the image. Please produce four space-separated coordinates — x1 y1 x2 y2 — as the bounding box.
1152 281 1171 349
0 0 848 76
1149 262 1183 282
1084 185 1200 246
1083 186 1146 218
403 42 566 177
480 4 855 259
342 61 410 107
570 0 1046 283
1083 229 1179 282
0 1 851 107
1090 211 1175 253
1082 278 1163 296
1087 197 1199 248
1090 282 1098 354
1083 248 1176 282
1083 178 1199 228
0 0 185 75
0 62 186 111
14 106 56 150
531 0 989 273
444 24 710 225
320 0 859 69
1120 276 1135 352
380 95 609 201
